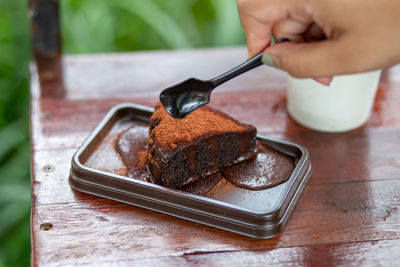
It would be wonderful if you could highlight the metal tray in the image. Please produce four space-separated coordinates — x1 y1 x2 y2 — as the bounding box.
69 103 311 239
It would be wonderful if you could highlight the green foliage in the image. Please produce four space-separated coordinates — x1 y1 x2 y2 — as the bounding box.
0 0 245 266
0 0 31 265
61 0 245 53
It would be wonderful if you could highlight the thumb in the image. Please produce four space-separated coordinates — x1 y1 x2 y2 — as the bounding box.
263 38 358 78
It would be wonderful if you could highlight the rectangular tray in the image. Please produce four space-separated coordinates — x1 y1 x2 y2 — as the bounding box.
69 103 311 239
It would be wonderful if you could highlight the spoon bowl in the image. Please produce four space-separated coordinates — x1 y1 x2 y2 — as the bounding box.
160 39 289 119
159 52 263 118
159 78 214 119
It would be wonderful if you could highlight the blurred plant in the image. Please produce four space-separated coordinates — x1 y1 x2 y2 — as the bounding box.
61 0 245 53
0 0 245 266
0 0 31 266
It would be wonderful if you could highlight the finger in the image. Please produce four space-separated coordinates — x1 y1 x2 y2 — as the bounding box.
271 19 308 43
238 0 305 57
243 23 272 58
264 37 364 77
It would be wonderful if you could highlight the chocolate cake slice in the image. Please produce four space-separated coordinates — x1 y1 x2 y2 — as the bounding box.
147 103 257 188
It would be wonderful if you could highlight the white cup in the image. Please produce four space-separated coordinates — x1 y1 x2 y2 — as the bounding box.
286 70 382 132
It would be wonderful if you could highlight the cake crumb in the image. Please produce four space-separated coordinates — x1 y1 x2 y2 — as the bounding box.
170 143 177 149
137 150 147 168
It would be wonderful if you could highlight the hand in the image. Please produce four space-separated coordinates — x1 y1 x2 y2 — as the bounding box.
238 0 400 84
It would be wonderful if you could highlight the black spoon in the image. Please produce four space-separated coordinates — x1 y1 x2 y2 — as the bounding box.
160 38 289 119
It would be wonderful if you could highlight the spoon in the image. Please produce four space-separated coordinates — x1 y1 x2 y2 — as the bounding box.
160 38 289 119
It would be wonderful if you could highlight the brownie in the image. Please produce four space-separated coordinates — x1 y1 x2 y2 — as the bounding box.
178 172 223 196
147 103 257 188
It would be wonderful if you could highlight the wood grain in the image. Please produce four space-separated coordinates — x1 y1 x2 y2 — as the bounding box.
32 179 400 265
32 102 400 186
30 47 400 266
32 239 400 266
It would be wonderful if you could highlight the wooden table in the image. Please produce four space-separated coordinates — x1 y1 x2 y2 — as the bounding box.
30 47 400 266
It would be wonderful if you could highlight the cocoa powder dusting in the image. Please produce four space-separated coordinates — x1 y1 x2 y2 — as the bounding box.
207 178 237 198
151 102 249 148
137 150 147 168
222 142 294 190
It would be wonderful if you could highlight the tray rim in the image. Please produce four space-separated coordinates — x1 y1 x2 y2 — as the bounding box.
69 103 311 238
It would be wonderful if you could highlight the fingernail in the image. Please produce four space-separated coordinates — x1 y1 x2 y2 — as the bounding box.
262 54 275 67
314 76 333 86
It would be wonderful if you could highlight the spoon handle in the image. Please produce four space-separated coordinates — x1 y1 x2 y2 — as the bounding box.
211 52 263 88
210 38 290 88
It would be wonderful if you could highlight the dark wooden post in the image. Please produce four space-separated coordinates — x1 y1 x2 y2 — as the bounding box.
29 0 65 98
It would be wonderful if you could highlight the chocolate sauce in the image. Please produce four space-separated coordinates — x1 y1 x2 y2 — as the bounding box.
115 126 152 183
116 126 295 195
178 172 222 196
222 142 295 190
